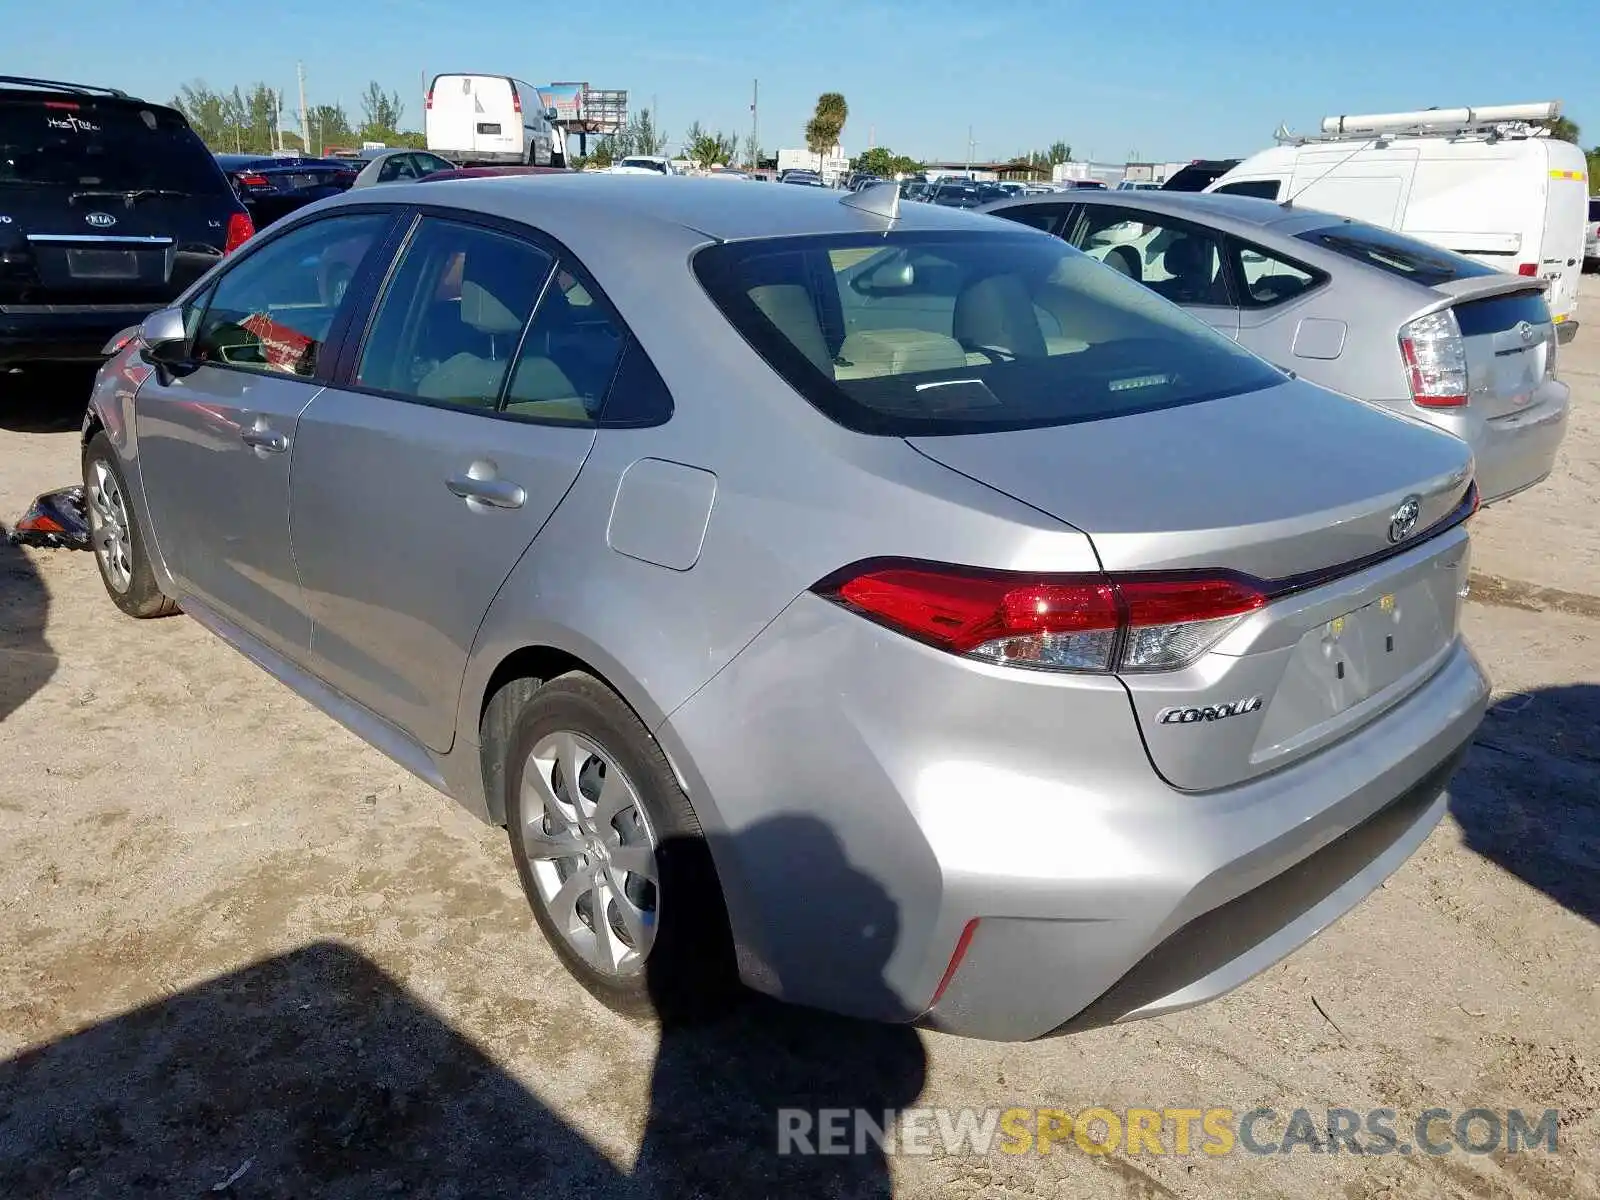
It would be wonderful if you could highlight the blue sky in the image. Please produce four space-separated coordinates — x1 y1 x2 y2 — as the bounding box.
17 0 1598 163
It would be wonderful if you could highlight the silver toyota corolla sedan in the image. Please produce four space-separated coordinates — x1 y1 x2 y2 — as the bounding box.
980 190 1570 506
82 177 1488 1041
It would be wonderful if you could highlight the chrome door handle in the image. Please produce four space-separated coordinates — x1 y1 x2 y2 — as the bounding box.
240 426 288 453
446 470 526 510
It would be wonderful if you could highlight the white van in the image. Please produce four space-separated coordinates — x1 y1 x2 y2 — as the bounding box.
425 74 565 167
1208 103 1590 342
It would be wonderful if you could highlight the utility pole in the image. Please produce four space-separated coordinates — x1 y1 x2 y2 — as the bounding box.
297 62 309 156
966 126 975 175
750 78 758 170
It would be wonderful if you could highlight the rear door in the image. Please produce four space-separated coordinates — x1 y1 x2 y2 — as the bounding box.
1540 145 1589 328
471 78 519 160
290 212 624 751
426 76 477 155
0 95 240 311
134 209 396 656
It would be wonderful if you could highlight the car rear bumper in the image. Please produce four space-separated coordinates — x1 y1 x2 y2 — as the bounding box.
1473 384 1570 505
658 592 1489 1041
0 304 157 365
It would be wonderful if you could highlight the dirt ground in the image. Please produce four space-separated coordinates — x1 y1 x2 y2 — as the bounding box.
1 280 1597 1200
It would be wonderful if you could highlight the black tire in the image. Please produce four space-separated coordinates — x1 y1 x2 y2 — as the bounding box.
503 671 736 1020
82 431 178 619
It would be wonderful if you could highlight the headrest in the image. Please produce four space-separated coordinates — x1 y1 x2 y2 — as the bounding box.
460 279 524 334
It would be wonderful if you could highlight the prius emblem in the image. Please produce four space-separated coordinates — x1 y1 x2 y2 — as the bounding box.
85 211 117 228
1388 495 1422 544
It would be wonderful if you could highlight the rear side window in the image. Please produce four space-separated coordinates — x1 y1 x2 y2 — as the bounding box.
0 101 231 195
693 231 1283 437
1230 241 1323 308
994 204 1066 234
1295 221 1498 287
1589 199 1600 221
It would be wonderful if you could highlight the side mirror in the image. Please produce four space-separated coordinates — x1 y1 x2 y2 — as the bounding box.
138 306 188 365
544 107 559 121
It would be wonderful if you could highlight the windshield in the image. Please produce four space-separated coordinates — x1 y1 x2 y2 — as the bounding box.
0 101 232 194
693 230 1284 436
1295 220 1498 287
620 157 667 173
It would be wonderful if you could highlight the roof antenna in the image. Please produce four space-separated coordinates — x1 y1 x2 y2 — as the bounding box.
1280 136 1378 208
840 180 900 222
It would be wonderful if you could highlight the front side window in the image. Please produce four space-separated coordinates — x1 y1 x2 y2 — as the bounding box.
192 213 390 377
356 218 555 409
1075 207 1231 306
694 230 1283 436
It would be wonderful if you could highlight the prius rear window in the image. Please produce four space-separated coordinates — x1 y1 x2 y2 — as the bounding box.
693 231 1283 436
1295 220 1498 288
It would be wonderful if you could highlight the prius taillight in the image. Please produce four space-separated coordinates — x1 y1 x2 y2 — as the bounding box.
814 562 1265 674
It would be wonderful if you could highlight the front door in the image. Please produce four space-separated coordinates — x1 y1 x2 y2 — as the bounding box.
291 214 625 751
135 211 393 655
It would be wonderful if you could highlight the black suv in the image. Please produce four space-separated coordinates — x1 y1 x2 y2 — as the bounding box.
0 76 252 367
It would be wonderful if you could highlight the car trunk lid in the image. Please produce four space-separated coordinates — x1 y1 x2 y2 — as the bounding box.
1416 278 1556 423
907 378 1476 790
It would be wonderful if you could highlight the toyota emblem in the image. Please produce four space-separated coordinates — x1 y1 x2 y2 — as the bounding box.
1516 321 1536 345
1387 495 1422 544
85 212 117 228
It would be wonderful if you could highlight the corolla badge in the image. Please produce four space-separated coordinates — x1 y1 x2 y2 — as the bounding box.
1387 494 1423 544
85 212 118 228
1156 696 1264 725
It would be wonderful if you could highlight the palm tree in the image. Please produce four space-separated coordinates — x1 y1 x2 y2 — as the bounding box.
806 92 849 178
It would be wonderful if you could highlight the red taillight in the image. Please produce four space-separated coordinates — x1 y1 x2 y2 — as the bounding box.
1517 263 1538 277
44 100 79 110
425 89 434 110
237 172 271 188
512 91 522 113
1399 309 1469 408
819 562 1265 673
223 211 255 254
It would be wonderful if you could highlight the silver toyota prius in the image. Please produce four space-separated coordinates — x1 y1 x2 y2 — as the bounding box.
82 176 1489 1040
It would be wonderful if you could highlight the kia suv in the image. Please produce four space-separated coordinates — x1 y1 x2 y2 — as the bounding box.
0 76 252 369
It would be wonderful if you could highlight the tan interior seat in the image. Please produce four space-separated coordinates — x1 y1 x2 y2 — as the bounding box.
834 329 969 379
750 284 834 377
415 279 525 406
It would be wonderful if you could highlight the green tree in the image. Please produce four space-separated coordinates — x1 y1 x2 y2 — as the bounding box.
607 107 668 159
683 124 738 169
805 91 848 172
308 103 353 154
359 81 405 143
243 82 281 153
850 147 924 178
171 80 227 148
1542 116 1580 144
1586 146 1600 189
742 132 765 170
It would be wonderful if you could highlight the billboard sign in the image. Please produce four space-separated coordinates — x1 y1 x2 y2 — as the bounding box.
537 83 585 122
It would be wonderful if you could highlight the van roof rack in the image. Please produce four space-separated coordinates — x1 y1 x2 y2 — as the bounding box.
1275 101 1561 146
0 76 135 100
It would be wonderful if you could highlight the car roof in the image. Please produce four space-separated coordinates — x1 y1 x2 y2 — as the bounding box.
981 188 1345 236
340 172 1017 242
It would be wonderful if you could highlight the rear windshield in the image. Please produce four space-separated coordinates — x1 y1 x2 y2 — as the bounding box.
1590 199 1600 221
938 185 979 200
619 157 667 174
1295 220 1498 287
693 231 1284 436
0 101 230 195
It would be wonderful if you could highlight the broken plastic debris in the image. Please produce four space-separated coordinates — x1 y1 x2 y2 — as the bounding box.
211 1158 254 1191
7 486 91 551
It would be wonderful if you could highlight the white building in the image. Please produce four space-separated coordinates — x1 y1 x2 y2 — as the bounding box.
778 144 848 185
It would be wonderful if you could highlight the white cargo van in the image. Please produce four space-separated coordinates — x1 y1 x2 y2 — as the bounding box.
1209 103 1590 342
425 74 565 167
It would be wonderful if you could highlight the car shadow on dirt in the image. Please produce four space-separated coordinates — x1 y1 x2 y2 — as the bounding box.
0 539 54 725
0 817 928 1197
1452 683 1600 925
0 366 97 435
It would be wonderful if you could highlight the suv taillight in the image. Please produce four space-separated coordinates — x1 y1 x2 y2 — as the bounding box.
815 563 1265 674
1399 309 1468 408
224 211 255 254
